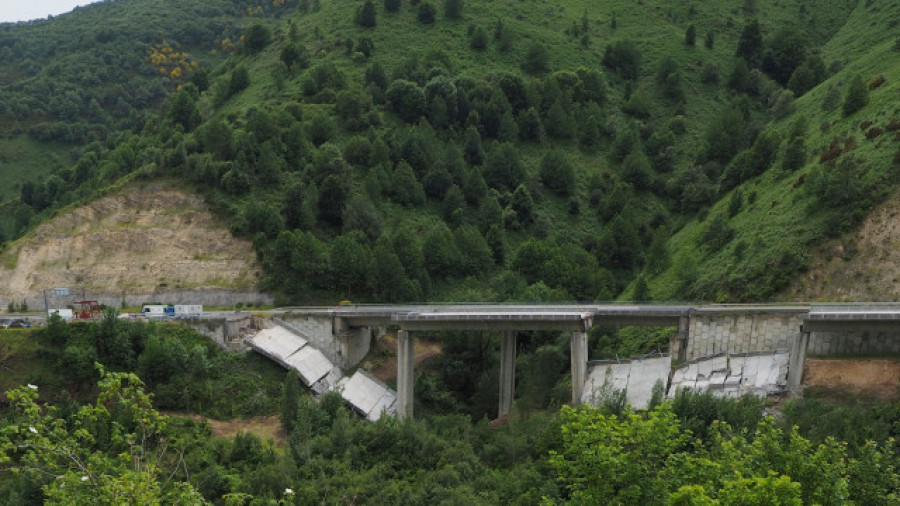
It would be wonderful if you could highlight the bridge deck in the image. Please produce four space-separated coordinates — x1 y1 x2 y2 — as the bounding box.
281 303 900 332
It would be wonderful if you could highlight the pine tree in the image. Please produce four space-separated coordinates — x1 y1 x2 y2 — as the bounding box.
444 0 463 19
632 275 651 301
685 24 696 46
645 227 670 275
470 26 487 50
704 29 714 49
418 2 436 24
736 19 763 67
356 0 377 27
281 370 301 433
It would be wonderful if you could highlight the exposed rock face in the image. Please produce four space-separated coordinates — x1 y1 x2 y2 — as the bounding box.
0 185 264 304
783 191 900 302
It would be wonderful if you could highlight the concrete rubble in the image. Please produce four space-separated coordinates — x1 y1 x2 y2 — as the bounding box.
336 370 398 421
582 355 671 409
249 323 396 420
581 350 791 410
669 351 790 399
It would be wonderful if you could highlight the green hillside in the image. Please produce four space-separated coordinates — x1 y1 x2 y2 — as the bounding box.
2 2 900 499
0 0 897 306
0 0 294 210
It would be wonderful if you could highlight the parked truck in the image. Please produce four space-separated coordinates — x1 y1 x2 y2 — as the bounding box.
141 304 203 318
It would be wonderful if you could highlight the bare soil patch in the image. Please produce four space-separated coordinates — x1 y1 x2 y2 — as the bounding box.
781 191 900 301
804 358 900 400
167 412 285 446
0 183 261 299
363 332 443 384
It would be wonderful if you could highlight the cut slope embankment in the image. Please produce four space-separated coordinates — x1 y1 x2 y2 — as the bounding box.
782 190 900 302
804 359 900 400
0 184 265 307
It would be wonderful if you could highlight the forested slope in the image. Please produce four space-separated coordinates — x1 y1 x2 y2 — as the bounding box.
3 320 900 504
0 0 897 306
3 3 900 503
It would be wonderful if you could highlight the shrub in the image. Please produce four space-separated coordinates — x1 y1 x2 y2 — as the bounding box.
843 74 868 116
865 126 884 139
280 43 310 69
623 88 652 117
469 26 487 50
621 151 653 190
663 71 684 101
517 107 544 142
820 85 841 112
771 89 796 119
602 40 641 80
787 55 826 96
306 114 338 146
727 59 751 93
782 138 806 171
819 137 843 163
867 74 886 89
701 62 719 84
539 151 574 196
483 142 524 191
656 57 678 85
384 0 400 12
522 42 550 75
701 213 733 251
243 23 272 53
761 28 807 86
736 19 763 66
228 65 250 96
385 80 426 122
357 37 375 58
510 184 535 227
301 62 346 96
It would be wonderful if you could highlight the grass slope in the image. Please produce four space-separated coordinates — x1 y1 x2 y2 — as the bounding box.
648 0 900 302
3 0 898 305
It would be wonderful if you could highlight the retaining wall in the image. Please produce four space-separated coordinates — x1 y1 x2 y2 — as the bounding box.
181 313 258 351
685 314 801 360
808 331 900 355
9 289 274 312
278 312 373 369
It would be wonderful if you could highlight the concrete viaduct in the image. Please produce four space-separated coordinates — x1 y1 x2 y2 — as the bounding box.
270 303 900 420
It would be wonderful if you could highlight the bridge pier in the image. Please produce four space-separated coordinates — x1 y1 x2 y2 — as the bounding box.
570 330 588 404
498 331 517 417
397 330 415 420
787 329 810 393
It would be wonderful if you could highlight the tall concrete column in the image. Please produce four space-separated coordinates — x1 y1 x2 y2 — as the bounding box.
787 329 810 393
673 316 690 361
397 330 415 420
498 331 517 418
570 331 588 404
